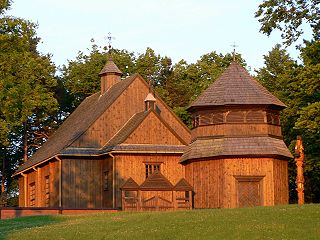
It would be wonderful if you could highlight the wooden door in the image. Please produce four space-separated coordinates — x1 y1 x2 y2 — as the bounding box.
237 180 262 207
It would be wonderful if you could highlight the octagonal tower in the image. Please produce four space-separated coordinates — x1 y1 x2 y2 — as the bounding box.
181 62 292 208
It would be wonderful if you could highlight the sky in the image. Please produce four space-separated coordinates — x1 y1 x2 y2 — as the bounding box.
7 0 309 72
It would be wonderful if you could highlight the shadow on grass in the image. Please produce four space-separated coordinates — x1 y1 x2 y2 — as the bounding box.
0 215 64 240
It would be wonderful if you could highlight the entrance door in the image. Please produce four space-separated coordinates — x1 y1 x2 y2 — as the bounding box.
236 177 263 207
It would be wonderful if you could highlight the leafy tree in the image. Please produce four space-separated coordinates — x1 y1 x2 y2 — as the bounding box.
0 0 58 199
255 0 320 45
256 42 320 202
62 41 136 108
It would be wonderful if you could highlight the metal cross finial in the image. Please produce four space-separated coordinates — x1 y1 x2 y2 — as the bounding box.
231 42 238 61
105 32 115 51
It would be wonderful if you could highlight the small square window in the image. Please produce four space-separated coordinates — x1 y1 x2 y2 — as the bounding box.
145 164 161 179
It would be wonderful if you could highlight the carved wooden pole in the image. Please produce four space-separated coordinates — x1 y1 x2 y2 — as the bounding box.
294 136 305 205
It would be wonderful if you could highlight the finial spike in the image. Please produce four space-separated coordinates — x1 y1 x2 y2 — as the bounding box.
230 41 238 61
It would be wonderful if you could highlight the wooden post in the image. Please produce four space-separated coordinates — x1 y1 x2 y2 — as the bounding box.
21 173 27 207
35 167 41 207
295 136 305 205
189 191 192 210
56 157 63 208
137 190 141 211
109 153 116 209
172 191 177 210
121 190 125 211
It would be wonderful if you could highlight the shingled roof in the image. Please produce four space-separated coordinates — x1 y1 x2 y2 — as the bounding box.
180 136 293 163
189 62 286 110
140 172 174 191
99 59 122 76
120 177 140 190
15 74 139 174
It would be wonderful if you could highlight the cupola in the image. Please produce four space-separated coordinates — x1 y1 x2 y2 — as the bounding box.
99 58 122 95
144 92 156 111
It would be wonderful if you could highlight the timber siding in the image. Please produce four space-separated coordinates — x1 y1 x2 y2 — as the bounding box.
185 157 288 208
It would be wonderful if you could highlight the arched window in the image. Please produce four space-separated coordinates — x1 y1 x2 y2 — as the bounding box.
226 111 244 123
212 112 224 124
246 111 265 123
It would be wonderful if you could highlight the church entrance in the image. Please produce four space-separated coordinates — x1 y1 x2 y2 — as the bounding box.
236 176 263 207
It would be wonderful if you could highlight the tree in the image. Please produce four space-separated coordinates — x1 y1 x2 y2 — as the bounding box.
62 41 136 108
0 0 58 200
255 0 320 45
256 42 320 202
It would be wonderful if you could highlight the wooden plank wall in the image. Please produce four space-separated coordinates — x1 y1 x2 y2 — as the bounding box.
124 112 184 145
191 124 282 140
70 76 190 148
185 159 223 208
18 177 25 207
273 159 289 204
223 158 274 208
102 156 113 208
18 160 60 207
62 158 103 208
114 153 185 208
185 157 285 208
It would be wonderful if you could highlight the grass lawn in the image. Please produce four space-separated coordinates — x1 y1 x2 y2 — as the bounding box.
0 204 319 240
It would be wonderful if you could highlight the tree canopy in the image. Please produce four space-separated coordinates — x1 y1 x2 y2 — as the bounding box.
255 0 320 45
0 0 58 200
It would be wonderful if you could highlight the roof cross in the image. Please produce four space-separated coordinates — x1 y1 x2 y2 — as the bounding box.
231 42 238 61
105 32 115 52
104 32 115 60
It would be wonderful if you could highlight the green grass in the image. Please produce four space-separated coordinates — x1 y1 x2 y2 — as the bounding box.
1 204 320 240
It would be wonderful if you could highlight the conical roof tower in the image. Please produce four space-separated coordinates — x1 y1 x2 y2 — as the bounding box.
181 61 292 209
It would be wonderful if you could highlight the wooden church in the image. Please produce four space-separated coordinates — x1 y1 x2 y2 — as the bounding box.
13 58 292 209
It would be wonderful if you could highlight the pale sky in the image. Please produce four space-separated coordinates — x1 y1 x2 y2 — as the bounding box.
7 0 309 72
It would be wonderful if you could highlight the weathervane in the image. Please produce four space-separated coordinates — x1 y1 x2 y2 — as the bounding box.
231 42 238 61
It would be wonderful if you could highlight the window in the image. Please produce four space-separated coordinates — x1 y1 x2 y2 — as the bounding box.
226 111 244 123
104 171 109 190
193 115 200 128
155 105 161 115
246 111 265 123
29 182 36 206
145 164 161 179
45 176 50 207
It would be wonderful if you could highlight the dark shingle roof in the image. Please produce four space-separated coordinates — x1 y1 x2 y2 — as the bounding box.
174 178 193 191
189 62 286 109
99 59 122 76
140 172 174 191
180 136 293 163
110 144 187 153
15 74 139 174
120 177 140 190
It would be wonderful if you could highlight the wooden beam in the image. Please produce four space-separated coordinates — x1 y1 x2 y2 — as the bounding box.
35 167 41 207
109 153 116 209
56 157 62 208
21 173 27 207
